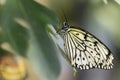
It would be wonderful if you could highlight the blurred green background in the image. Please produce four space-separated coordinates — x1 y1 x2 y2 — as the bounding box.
0 0 120 80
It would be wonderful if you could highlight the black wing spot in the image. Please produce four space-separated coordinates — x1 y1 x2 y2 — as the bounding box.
84 34 87 39
98 58 100 60
77 58 79 60
99 63 103 65
97 47 100 50
94 41 98 45
93 66 95 68
76 33 79 35
91 51 93 53
75 63 78 67
94 47 98 51
89 44 92 46
97 53 100 56
106 52 111 58
83 57 85 60
102 60 104 62
88 56 91 58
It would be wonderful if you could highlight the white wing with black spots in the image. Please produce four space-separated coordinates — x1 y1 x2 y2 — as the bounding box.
63 27 114 70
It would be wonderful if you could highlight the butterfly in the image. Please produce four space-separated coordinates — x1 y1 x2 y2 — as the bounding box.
57 22 114 70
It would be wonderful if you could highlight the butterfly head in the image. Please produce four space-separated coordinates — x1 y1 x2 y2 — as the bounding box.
63 22 69 29
57 22 70 35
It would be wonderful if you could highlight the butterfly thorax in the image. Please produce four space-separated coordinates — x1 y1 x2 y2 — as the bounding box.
58 22 70 36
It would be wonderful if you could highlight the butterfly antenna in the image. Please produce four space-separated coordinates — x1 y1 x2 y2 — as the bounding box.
61 8 68 23
63 11 68 23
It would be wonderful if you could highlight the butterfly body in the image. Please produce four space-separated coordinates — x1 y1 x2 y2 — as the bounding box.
58 22 114 70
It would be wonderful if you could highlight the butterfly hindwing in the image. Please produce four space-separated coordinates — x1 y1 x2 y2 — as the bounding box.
63 27 114 70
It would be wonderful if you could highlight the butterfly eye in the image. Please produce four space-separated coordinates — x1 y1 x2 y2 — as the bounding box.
63 22 67 26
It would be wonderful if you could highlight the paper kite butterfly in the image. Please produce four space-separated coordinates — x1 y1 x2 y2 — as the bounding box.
57 22 114 70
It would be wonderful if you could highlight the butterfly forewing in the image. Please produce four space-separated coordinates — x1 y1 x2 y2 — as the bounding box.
62 26 114 70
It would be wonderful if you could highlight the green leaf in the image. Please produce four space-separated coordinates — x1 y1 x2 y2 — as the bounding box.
73 68 77 77
1 0 28 56
1 0 61 80
0 4 3 44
